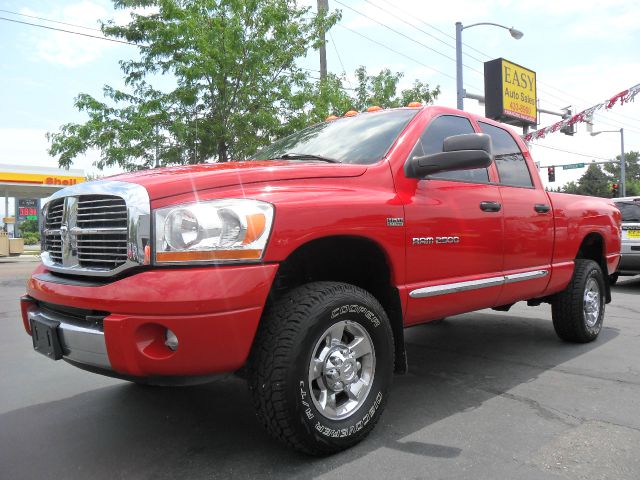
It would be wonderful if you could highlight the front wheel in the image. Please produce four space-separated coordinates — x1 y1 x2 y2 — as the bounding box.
551 259 605 343
248 282 394 455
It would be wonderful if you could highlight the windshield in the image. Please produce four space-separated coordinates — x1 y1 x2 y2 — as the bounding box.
616 201 640 222
252 109 419 165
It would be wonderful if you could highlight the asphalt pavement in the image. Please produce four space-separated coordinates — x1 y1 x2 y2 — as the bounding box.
1 261 639 480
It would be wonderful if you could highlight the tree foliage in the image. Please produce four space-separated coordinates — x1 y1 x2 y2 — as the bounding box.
47 1 441 171
18 219 39 234
303 67 440 125
557 151 640 198
48 0 339 169
602 150 640 196
560 163 611 197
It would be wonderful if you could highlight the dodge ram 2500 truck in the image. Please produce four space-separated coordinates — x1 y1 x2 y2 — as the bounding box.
21 105 621 455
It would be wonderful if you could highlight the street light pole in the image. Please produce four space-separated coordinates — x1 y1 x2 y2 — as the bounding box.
455 22 464 110
455 22 523 111
591 128 626 197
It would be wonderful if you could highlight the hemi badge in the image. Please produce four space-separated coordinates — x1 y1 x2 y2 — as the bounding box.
387 218 404 227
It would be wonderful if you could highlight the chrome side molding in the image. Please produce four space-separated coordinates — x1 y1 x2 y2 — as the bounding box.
409 269 549 298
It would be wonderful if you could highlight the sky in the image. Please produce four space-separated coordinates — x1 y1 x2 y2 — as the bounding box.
0 0 639 212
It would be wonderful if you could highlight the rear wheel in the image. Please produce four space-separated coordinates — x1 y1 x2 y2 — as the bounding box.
551 259 605 343
248 282 394 455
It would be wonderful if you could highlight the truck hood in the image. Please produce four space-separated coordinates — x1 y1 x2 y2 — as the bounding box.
109 161 368 200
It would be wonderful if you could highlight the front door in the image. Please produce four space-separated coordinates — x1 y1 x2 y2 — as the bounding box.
403 115 505 325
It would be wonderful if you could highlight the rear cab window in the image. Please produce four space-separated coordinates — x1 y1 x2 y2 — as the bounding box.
478 121 533 188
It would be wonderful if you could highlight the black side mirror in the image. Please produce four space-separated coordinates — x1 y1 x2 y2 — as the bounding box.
406 133 493 179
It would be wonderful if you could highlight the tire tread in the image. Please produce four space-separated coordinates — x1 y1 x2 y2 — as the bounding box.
248 281 392 455
551 259 603 343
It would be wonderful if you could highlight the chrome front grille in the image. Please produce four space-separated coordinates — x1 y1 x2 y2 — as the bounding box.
43 198 64 263
41 180 150 277
76 195 128 269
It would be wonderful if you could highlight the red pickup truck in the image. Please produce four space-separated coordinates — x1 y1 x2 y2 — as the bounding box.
21 106 621 455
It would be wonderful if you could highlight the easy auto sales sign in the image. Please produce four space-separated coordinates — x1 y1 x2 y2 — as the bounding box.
484 58 537 126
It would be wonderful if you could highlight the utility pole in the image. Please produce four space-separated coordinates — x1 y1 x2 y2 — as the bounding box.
317 0 328 81
620 128 626 197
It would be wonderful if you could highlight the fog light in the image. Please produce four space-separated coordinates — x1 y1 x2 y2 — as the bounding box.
165 329 179 351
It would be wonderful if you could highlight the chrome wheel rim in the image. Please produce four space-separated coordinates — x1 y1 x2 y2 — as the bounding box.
583 277 601 327
308 320 376 421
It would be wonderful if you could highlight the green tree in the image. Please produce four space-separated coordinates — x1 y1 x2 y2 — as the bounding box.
562 163 611 197
561 181 580 194
351 66 440 111
19 219 39 235
602 150 640 196
303 73 354 124
304 68 440 124
47 0 339 169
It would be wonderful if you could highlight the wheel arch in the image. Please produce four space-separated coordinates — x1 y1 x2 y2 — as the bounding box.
267 235 407 374
575 232 611 303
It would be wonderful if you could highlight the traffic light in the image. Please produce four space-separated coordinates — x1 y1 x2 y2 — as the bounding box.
548 166 556 183
560 107 576 136
611 183 619 197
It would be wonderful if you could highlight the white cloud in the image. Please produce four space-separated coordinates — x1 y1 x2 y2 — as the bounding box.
18 0 150 68
21 1 117 68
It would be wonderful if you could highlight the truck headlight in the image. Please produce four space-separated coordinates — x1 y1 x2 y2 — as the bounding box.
154 199 274 264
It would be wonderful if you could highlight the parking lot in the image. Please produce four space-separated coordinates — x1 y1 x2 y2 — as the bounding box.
1 261 639 480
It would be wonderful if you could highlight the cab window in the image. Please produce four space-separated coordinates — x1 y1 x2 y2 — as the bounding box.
478 121 533 188
409 115 490 183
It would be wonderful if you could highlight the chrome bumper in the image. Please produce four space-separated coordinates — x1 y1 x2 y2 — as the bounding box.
27 308 110 370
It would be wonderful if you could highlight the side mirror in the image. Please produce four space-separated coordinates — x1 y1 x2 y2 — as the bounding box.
406 133 493 179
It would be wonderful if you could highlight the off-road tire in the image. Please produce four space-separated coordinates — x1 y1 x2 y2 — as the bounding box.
248 282 394 455
551 259 605 343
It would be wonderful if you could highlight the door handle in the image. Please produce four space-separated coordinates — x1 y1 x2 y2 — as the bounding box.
534 204 551 213
480 201 502 212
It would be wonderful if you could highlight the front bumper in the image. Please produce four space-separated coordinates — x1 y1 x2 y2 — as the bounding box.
23 263 278 378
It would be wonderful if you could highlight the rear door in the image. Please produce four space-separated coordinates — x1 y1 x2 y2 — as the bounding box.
404 115 504 325
477 121 554 305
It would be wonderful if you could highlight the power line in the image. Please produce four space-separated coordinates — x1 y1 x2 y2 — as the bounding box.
335 1 581 113
0 16 138 46
0 8 102 32
337 23 457 82
359 0 486 64
529 142 612 161
367 0 639 127
334 0 458 65
372 0 491 60
335 7 483 91
328 31 347 76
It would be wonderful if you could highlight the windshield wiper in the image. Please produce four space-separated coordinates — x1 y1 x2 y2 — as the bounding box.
278 153 340 163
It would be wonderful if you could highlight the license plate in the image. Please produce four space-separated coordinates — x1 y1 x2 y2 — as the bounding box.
30 316 64 360
628 230 640 238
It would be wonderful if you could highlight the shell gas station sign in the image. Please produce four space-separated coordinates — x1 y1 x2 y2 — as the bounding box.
1 164 85 234
484 58 537 127
0 171 85 187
